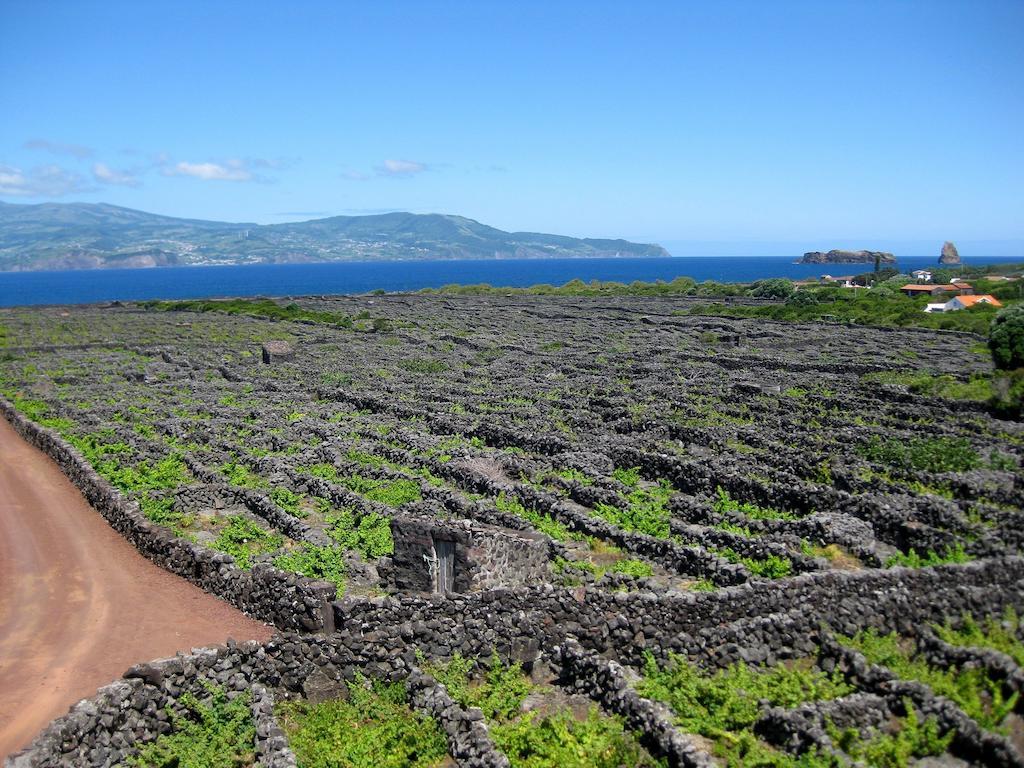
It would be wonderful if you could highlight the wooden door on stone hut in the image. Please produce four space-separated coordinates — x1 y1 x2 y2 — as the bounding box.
433 538 455 594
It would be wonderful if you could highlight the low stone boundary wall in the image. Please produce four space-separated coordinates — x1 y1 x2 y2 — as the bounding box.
5 635 512 768
551 640 715 768
820 636 1024 768
0 398 335 633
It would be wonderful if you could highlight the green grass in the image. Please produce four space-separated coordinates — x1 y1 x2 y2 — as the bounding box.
884 543 972 568
129 684 254 768
858 436 981 474
340 474 422 507
276 679 449 768
325 506 395 558
636 653 853 767
219 460 268 489
840 628 1018 732
594 480 673 538
274 543 347 596
495 492 575 541
862 370 994 403
713 487 798 521
211 515 284 569
714 547 793 579
426 654 663 768
141 297 354 328
934 608 1024 667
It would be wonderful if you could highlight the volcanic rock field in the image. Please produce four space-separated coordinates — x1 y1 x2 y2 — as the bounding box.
2 294 1024 767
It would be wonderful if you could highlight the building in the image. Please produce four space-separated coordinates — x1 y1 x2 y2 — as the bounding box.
946 294 1002 311
911 269 933 283
923 294 1003 313
901 283 973 298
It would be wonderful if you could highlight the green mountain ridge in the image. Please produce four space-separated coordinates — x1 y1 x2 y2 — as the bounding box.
0 202 669 271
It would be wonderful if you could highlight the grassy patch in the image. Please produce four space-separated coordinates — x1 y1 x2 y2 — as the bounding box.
495 493 574 541
934 608 1024 667
594 480 673 538
715 547 793 579
130 684 254 768
840 628 1018 732
277 679 448 768
426 654 663 768
211 515 284 569
636 653 852 766
340 474 422 507
858 436 981 474
884 544 972 568
274 543 347 596
862 370 993 402
325 505 395 558
141 297 354 328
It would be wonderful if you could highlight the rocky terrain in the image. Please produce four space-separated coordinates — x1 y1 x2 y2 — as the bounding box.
2 294 1023 767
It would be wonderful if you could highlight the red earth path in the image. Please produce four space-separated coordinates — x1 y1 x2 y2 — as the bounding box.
0 416 273 759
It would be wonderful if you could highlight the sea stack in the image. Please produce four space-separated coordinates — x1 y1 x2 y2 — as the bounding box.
939 241 961 265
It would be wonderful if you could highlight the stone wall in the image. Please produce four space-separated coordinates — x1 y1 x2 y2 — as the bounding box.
332 556 1024 669
0 398 335 633
5 634 512 768
10 556 1024 766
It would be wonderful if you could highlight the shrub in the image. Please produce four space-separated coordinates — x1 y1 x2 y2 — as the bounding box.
988 304 1024 370
212 515 283 568
859 436 981 474
637 653 852 765
884 544 972 568
327 508 395 558
747 278 794 300
277 679 448 768
841 628 1018 732
611 558 654 579
130 685 254 768
426 654 661 767
713 487 797 521
274 543 347 595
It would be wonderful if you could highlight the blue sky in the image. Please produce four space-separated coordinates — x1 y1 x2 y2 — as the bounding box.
1 0 1022 255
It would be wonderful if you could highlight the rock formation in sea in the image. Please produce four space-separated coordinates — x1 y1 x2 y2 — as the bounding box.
798 250 896 265
939 241 961 265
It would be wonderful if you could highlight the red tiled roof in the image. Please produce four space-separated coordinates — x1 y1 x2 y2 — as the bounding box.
954 294 1003 308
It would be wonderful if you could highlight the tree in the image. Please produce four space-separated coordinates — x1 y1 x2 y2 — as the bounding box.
747 278 794 300
989 305 1024 370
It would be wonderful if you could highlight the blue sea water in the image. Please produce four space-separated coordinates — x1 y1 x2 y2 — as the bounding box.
0 256 1019 308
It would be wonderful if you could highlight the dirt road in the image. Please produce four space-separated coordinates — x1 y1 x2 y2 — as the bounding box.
0 417 273 760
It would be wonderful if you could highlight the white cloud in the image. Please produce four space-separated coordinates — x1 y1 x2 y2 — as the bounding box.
92 162 140 187
340 169 371 181
377 158 427 177
23 139 94 159
0 164 92 196
164 159 255 181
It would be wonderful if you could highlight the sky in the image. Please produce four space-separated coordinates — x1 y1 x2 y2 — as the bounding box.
1 0 1022 256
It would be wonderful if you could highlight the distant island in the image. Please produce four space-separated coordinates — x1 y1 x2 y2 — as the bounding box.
797 249 896 265
0 202 669 272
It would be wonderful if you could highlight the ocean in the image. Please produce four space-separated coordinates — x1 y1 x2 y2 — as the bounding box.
0 255 1018 308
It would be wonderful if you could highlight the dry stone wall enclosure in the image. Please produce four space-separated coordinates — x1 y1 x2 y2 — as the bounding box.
2 293 1023 766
